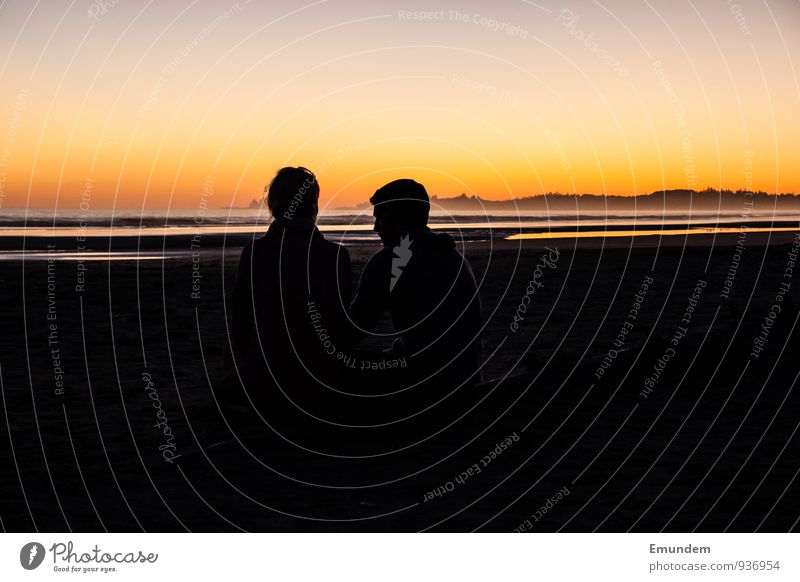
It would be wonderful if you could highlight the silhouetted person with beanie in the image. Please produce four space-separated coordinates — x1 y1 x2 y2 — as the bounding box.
349 179 483 403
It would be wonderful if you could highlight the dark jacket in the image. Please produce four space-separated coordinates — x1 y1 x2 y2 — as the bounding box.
350 228 483 387
230 219 351 408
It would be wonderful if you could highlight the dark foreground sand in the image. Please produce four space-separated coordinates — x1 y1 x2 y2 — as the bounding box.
1 231 799 531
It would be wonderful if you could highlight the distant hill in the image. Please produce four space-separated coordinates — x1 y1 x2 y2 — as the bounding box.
344 189 800 212
222 198 263 210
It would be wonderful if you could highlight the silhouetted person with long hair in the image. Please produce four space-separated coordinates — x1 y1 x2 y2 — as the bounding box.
349 179 483 404
224 167 351 423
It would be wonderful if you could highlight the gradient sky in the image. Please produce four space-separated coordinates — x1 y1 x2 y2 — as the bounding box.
0 0 798 210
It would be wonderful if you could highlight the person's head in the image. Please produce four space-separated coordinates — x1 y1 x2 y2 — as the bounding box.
265 166 319 222
370 179 430 244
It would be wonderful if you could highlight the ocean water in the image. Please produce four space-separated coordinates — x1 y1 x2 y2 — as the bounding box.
0 208 798 260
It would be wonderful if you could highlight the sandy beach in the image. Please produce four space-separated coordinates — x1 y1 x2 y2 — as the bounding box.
1 230 799 531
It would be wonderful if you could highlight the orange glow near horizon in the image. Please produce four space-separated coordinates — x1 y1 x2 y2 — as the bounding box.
1 1 798 210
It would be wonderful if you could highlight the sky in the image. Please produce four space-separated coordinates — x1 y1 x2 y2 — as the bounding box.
0 0 798 210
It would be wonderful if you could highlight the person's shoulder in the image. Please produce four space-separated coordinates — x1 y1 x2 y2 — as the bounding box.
247 234 270 255
352 246 389 279
239 239 255 257
315 235 350 258
365 245 393 265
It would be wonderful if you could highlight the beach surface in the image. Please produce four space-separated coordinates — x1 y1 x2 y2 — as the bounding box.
1 230 799 531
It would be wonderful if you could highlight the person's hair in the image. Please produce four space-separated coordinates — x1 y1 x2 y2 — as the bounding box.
370 179 430 228
266 166 319 220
